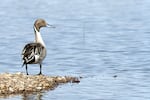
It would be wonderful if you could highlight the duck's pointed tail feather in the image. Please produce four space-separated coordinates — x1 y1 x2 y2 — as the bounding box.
22 61 25 67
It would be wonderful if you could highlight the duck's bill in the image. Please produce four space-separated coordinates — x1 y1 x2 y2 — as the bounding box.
46 24 55 28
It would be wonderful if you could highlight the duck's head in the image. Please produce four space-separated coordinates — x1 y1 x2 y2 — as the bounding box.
34 18 54 32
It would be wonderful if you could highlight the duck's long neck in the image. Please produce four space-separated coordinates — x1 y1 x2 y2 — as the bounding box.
34 26 46 47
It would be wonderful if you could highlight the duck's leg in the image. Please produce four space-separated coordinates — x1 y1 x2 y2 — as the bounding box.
26 64 29 75
38 63 42 75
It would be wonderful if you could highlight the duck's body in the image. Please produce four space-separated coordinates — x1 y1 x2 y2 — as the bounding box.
22 43 46 64
22 19 50 75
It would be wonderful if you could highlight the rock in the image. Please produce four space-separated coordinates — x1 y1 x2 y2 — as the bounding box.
36 87 42 90
8 87 14 93
0 72 80 96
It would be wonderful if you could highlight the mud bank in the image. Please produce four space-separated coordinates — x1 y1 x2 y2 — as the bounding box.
0 72 80 96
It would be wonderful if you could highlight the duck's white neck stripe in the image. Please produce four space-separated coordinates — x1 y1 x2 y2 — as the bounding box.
34 26 45 47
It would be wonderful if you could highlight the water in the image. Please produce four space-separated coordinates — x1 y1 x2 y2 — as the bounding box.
0 0 150 99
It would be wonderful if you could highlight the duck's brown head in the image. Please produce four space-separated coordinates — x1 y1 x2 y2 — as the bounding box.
34 19 48 32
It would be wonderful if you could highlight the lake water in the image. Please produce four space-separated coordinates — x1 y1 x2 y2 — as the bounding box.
0 0 150 100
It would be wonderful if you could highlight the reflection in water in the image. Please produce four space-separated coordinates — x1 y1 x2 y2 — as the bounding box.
22 92 43 100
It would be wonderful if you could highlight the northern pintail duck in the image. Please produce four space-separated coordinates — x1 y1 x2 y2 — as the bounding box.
22 19 54 75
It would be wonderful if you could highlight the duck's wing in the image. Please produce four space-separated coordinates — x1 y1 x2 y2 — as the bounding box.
22 43 45 66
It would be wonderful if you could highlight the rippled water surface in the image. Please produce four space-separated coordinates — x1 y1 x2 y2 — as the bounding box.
0 0 150 100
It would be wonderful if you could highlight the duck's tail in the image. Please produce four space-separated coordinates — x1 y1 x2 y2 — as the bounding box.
22 61 25 67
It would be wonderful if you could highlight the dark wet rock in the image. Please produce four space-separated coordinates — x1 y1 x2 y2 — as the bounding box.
0 72 80 96
113 75 117 78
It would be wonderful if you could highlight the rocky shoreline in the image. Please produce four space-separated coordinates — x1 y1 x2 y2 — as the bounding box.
0 72 80 96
